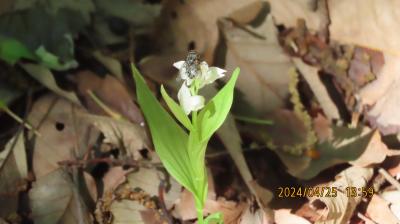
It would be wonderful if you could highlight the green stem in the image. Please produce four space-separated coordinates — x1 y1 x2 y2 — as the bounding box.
192 111 198 126
196 200 204 224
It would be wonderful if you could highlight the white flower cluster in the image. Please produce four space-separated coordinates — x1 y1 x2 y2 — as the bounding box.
173 56 226 115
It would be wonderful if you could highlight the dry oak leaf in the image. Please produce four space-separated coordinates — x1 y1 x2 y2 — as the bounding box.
357 54 400 135
28 94 99 178
160 0 261 62
310 166 373 224
75 70 144 125
329 0 400 55
0 132 27 217
268 0 328 32
366 194 400 224
29 169 91 224
350 130 400 167
274 209 311 224
222 14 293 113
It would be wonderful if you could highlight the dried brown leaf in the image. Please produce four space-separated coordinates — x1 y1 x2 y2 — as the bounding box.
366 194 400 224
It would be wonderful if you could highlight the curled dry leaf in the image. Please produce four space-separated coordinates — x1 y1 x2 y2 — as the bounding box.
75 70 144 125
329 0 400 55
20 63 80 105
357 54 400 135
160 0 260 62
102 166 131 195
269 0 328 32
239 206 271 224
350 130 400 167
381 191 400 221
109 168 181 223
0 131 27 217
366 194 400 224
28 94 99 178
83 114 150 160
310 166 373 224
221 14 292 113
29 169 91 224
274 209 311 224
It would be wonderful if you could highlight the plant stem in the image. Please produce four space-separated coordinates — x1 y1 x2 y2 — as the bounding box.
192 111 198 126
196 204 204 224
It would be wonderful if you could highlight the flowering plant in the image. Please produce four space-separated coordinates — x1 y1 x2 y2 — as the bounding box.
132 52 239 223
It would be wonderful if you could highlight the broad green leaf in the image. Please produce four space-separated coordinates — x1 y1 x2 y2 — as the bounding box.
205 212 223 224
198 68 240 142
0 36 36 64
131 65 196 194
160 85 193 131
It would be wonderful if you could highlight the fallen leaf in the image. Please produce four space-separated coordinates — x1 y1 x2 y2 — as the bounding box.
221 15 292 113
0 131 27 217
329 0 400 55
29 168 91 224
380 191 400 221
110 168 181 223
75 70 144 125
357 54 400 135
269 0 328 32
160 0 260 62
239 206 271 224
351 130 400 167
366 194 400 224
274 209 311 224
27 94 99 178
348 47 383 87
20 63 80 105
102 166 131 195
83 114 150 160
93 51 124 82
311 166 373 224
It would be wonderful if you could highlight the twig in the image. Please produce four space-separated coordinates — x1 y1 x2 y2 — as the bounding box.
378 168 400 191
2 107 41 137
158 180 174 224
357 212 377 224
87 90 124 120
58 157 162 169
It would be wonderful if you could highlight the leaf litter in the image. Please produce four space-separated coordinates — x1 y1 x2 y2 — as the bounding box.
3 0 400 223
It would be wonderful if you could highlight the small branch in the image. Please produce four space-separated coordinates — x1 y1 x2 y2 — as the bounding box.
58 157 162 169
357 213 377 224
158 180 174 224
87 90 123 120
378 168 400 191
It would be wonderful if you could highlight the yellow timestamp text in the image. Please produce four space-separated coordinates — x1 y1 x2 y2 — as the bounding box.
277 186 375 198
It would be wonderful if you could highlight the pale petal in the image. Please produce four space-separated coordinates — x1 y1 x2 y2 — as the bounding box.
173 61 185 69
177 84 204 114
199 66 226 88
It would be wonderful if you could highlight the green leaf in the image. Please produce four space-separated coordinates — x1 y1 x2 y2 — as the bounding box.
131 64 196 195
198 68 240 142
0 36 36 64
0 7 86 70
160 85 193 131
204 212 223 224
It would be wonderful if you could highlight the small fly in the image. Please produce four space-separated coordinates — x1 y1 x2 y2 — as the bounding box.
184 50 201 79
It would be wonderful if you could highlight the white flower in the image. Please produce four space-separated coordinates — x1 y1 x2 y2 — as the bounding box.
173 56 226 115
198 62 226 88
178 84 205 115
173 60 226 88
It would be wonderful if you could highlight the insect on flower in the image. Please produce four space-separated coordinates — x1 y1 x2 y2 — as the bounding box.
185 50 201 79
